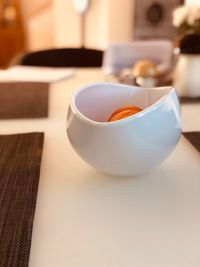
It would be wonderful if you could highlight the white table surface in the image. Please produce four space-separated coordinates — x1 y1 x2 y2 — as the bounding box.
0 69 200 267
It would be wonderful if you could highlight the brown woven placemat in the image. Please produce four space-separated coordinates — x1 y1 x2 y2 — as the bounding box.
179 96 200 104
183 132 200 153
0 132 44 267
0 82 49 119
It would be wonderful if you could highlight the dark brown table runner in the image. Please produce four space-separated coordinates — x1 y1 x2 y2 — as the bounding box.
183 132 200 153
0 82 49 119
0 132 44 267
179 97 200 104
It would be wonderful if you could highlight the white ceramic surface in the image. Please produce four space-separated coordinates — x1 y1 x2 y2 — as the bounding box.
173 54 200 97
67 82 181 176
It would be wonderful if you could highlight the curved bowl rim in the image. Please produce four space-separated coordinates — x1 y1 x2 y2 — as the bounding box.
69 82 177 127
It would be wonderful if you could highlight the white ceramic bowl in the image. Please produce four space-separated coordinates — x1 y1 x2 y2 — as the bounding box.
67 82 181 176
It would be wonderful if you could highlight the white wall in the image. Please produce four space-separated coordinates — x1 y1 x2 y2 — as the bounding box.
107 0 135 44
20 0 135 51
185 0 200 4
85 0 109 49
20 0 54 51
53 0 81 48
28 8 54 50
53 0 134 49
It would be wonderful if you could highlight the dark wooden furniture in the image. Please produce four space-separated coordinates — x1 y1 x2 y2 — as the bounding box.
12 47 103 67
0 0 25 68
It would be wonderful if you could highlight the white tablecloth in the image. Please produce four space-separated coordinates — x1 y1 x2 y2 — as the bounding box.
0 69 200 267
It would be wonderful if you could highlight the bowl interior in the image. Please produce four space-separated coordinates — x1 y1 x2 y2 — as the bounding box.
74 83 172 122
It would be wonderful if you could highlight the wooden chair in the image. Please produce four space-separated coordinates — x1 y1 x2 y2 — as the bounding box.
10 48 103 68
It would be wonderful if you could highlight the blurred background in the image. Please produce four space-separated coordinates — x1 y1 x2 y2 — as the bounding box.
0 0 198 69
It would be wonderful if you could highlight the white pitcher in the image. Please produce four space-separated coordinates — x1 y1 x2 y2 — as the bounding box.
173 54 200 97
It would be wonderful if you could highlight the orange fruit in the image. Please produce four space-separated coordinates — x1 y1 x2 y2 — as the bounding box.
108 105 142 122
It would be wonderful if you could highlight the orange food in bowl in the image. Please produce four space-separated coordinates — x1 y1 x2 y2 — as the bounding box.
108 105 142 122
